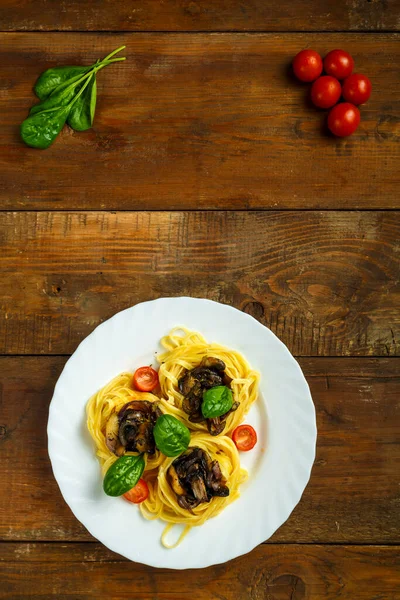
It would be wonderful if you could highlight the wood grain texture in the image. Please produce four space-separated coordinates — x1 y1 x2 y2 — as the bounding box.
1 211 399 356
1 543 400 599
1 0 399 32
1 33 399 210
0 356 399 543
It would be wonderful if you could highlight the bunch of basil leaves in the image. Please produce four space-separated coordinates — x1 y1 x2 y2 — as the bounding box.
20 45 126 149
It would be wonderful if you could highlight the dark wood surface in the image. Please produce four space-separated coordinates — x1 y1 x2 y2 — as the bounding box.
1 211 399 356
1 0 399 32
1 33 399 210
1 2 399 598
2 543 399 600
1 356 399 543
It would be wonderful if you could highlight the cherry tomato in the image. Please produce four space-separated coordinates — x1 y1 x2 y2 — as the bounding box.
232 424 257 451
310 76 342 109
292 49 323 82
123 479 149 504
132 366 159 392
342 73 372 105
323 49 354 80
328 102 360 137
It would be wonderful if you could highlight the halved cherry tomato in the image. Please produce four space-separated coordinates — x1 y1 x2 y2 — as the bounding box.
232 424 257 451
123 478 149 504
133 366 159 392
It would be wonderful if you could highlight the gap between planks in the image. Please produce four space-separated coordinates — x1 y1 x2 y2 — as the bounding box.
1 30 399 34
1 540 399 546
1 208 400 213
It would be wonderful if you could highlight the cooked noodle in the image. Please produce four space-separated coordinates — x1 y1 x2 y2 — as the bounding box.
140 432 247 548
157 327 260 435
86 328 260 548
86 372 164 476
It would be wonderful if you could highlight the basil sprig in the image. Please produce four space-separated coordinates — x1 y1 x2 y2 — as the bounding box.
34 65 91 101
103 454 145 497
21 46 126 148
68 74 97 131
153 414 190 457
202 386 233 418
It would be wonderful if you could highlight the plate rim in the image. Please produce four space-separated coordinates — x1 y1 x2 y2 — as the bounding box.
47 297 317 569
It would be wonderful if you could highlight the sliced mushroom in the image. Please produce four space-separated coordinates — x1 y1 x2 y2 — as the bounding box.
182 393 201 416
178 358 238 431
177 495 200 511
118 412 138 447
188 411 206 423
189 473 209 502
134 422 154 454
210 482 230 497
168 465 186 496
109 400 160 455
206 401 239 436
105 413 125 456
199 356 226 371
178 372 200 396
191 367 223 389
207 417 226 436
207 460 229 496
118 400 154 421
168 447 229 510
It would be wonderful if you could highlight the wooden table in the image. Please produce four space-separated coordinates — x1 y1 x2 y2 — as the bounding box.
1 2 399 598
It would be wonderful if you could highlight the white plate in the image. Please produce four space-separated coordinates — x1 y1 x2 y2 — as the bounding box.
48 297 316 569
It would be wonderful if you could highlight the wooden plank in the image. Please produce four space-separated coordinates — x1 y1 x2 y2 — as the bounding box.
1 211 399 356
1 543 399 599
1 0 398 32
1 33 399 210
0 356 399 543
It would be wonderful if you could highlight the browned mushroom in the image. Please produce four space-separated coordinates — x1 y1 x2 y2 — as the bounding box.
167 447 229 510
105 412 125 456
105 400 161 456
198 356 226 371
168 464 186 496
177 357 239 435
190 367 223 389
207 417 226 436
206 401 240 436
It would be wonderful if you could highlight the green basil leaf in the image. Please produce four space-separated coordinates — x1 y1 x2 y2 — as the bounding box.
30 70 92 116
34 65 91 100
20 106 71 149
153 414 190 457
103 454 145 497
67 74 96 131
202 386 233 419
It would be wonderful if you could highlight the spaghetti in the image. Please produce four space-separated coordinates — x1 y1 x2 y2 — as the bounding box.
86 328 260 548
140 433 247 548
157 327 260 435
86 372 164 476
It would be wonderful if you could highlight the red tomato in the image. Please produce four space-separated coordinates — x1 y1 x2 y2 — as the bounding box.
323 49 354 80
328 102 360 137
232 425 257 451
342 73 372 105
133 366 159 392
123 479 149 504
292 49 323 82
310 76 342 109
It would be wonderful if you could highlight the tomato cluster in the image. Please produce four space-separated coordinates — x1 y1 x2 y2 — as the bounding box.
292 49 371 137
